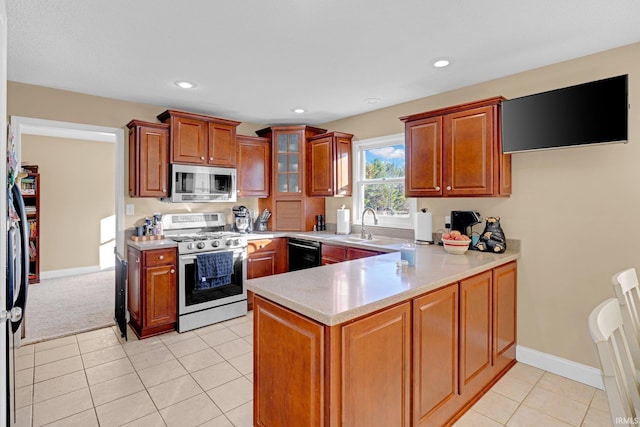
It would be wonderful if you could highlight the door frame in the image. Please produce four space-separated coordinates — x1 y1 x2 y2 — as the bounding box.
10 116 126 258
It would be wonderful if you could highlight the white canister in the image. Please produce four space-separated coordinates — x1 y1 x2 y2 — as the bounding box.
336 208 350 235
414 211 433 243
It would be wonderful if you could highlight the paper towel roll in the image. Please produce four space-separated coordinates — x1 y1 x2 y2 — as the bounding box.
415 211 433 242
336 209 350 235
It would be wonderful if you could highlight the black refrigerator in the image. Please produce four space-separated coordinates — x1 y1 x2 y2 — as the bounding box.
5 183 29 425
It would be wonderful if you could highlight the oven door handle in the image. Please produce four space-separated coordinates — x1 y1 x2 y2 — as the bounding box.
288 241 320 251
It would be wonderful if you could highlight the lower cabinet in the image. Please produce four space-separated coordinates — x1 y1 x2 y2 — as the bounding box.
321 243 381 265
247 238 287 310
253 261 516 427
127 246 177 339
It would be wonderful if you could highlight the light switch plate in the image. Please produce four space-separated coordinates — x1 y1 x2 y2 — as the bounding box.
125 204 135 216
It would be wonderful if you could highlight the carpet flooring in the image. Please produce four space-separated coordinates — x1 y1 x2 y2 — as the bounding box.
23 269 115 344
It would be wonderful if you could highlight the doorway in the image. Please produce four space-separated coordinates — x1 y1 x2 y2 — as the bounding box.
11 116 125 342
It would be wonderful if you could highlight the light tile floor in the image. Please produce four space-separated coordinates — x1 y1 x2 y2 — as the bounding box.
13 311 611 427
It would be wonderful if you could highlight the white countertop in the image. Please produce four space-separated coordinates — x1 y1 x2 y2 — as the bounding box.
127 239 178 251
247 243 519 326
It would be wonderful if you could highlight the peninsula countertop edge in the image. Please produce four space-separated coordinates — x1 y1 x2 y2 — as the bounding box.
246 244 520 326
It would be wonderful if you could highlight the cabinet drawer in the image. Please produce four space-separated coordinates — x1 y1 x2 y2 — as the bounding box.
321 244 346 261
144 249 176 267
248 239 275 254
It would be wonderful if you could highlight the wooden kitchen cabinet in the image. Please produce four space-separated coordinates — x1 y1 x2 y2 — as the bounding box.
237 135 270 198
127 246 177 339
247 238 287 310
413 283 459 427
254 296 325 427
157 109 240 167
492 261 517 375
306 132 353 197
257 125 327 231
400 97 511 197
339 302 412 427
252 261 517 426
321 244 381 264
127 120 169 198
459 270 494 402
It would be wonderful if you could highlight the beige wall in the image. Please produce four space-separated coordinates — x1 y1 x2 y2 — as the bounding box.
9 42 640 368
21 135 115 271
321 42 640 368
7 82 266 231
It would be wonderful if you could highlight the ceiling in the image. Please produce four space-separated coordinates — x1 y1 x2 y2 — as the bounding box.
7 1 640 126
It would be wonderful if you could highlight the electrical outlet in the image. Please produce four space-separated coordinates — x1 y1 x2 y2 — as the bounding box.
126 204 135 216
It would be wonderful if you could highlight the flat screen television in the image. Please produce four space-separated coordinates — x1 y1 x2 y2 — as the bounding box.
501 74 628 153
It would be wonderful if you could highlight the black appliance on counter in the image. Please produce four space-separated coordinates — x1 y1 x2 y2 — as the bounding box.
288 238 321 271
451 210 482 238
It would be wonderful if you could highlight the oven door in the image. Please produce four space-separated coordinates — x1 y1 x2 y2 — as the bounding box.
178 248 247 315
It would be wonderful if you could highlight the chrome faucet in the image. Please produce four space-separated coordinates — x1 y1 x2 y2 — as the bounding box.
361 207 379 240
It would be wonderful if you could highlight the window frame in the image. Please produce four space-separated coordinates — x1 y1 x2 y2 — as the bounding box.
352 133 416 229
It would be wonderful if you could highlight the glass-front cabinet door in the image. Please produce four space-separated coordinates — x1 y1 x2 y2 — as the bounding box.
276 131 303 195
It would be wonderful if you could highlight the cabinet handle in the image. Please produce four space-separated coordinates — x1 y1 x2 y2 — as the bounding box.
435 186 440 191
446 185 452 191
163 188 166 193
209 157 214 161
200 156 205 160
136 257 140 263
158 255 164 260
170 269 175 274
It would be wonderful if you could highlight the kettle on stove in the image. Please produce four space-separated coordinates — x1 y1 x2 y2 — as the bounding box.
232 205 252 233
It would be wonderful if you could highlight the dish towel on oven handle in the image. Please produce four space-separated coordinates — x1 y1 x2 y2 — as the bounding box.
195 252 234 290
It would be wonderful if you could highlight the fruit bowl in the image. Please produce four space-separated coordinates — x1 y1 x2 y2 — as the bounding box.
442 238 471 255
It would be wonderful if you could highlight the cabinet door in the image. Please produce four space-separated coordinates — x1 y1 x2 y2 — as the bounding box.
335 135 352 196
346 247 380 260
144 263 177 329
248 251 277 279
208 122 236 167
459 271 493 400
321 244 346 265
237 136 270 197
274 130 304 195
341 302 411 427
414 284 460 427
171 116 208 164
493 261 517 374
307 135 333 197
137 125 169 197
274 199 304 231
405 116 443 197
127 248 142 328
254 296 325 427
444 106 495 196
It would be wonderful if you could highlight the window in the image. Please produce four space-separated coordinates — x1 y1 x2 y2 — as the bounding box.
353 133 416 228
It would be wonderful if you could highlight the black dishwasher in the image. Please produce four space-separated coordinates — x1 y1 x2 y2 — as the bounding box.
288 238 322 271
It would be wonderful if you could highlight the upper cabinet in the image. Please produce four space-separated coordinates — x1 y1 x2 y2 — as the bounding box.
127 120 170 198
400 97 511 197
306 131 353 197
157 109 240 167
237 135 270 198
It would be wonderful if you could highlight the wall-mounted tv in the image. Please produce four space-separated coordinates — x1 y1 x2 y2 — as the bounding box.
501 74 628 153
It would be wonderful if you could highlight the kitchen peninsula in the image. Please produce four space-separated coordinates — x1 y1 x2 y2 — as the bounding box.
246 243 519 426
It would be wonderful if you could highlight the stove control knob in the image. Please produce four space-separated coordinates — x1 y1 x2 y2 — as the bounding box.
197 242 206 249
212 240 220 248
225 240 232 246
233 238 240 246
187 243 194 250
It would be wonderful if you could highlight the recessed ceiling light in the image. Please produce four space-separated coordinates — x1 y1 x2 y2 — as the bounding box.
292 108 305 114
364 98 381 104
174 80 196 89
433 58 453 68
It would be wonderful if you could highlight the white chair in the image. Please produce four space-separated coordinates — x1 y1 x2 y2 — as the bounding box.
589 298 640 423
612 268 640 366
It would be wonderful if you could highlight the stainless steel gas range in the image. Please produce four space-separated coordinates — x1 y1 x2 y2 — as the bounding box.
162 212 247 332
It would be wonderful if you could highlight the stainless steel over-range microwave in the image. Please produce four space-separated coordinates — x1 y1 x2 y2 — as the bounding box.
165 164 237 203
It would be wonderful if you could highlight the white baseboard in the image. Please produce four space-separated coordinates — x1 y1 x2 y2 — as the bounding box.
517 345 603 390
40 265 114 280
